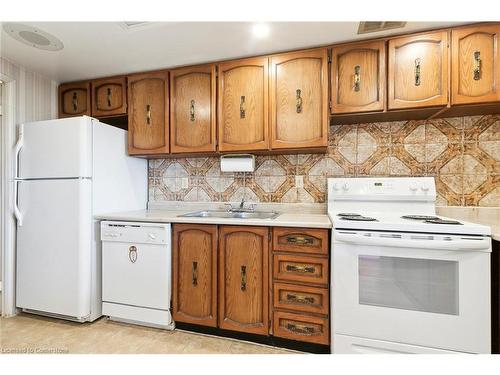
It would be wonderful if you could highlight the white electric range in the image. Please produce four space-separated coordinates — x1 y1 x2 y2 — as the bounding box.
328 177 492 354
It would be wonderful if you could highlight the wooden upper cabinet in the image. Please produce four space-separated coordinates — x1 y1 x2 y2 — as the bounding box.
172 224 218 327
170 65 216 153
388 31 449 109
452 24 500 105
218 57 269 152
127 71 169 155
270 49 328 149
331 41 386 114
58 82 91 118
218 226 269 335
91 76 127 117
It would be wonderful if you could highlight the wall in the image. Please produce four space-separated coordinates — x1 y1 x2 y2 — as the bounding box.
149 115 500 207
0 57 58 123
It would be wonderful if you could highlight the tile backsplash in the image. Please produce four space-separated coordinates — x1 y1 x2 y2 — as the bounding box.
149 115 500 207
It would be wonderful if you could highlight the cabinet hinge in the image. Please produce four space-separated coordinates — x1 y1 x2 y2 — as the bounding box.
329 100 332 110
328 54 332 64
268 230 272 242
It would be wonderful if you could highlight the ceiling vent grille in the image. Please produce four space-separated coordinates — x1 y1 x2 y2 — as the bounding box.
118 22 152 31
358 21 407 34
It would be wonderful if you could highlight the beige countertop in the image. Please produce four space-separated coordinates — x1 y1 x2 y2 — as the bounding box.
95 203 332 229
437 206 500 241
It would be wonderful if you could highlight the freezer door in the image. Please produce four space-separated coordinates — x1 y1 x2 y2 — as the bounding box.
16 179 92 319
17 117 92 179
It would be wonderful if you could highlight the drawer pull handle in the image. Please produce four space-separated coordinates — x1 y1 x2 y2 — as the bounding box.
286 323 315 335
240 96 246 119
296 89 303 113
286 293 315 304
128 246 137 263
107 87 112 107
473 51 481 80
190 100 195 122
414 58 421 86
353 65 361 92
286 264 315 273
241 265 247 291
146 104 151 125
72 92 78 112
286 235 313 245
192 261 198 286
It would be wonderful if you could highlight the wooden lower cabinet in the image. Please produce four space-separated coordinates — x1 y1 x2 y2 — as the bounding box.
218 226 269 335
171 224 330 347
172 224 218 327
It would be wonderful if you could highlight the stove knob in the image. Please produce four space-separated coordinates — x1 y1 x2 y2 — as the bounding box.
332 183 340 191
421 184 430 192
342 183 349 191
409 183 418 192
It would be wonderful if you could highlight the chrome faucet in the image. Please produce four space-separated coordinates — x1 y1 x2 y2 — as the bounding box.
224 198 256 213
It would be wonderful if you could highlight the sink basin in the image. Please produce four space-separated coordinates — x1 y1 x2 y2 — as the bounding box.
178 210 281 220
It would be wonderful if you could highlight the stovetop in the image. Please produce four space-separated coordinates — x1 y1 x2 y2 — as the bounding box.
329 211 489 236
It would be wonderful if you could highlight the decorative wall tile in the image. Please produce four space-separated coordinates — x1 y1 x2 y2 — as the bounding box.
148 115 500 207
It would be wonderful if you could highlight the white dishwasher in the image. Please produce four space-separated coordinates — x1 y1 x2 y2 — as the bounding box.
101 221 174 329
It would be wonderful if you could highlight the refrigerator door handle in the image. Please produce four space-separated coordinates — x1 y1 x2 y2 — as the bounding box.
14 180 23 226
14 123 24 179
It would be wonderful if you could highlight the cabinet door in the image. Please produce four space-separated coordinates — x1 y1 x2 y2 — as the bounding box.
218 57 269 152
172 224 218 327
331 41 386 114
452 25 500 105
219 226 269 335
128 71 169 155
270 49 328 149
59 82 91 118
91 76 127 117
388 31 449 109
170 65 216 153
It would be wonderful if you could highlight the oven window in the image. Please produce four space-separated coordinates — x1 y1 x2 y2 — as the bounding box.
359 255 459 315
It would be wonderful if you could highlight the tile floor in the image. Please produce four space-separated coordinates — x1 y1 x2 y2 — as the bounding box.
0 313 298 354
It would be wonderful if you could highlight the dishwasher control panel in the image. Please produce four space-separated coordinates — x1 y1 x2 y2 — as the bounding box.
101 221 169 245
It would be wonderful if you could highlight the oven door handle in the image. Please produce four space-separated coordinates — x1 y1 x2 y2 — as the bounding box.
334 232 491 251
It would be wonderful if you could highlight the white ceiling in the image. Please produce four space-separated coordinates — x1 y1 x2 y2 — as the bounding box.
1 21 466 83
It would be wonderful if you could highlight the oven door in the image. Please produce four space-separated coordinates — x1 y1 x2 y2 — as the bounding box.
333 230 491 353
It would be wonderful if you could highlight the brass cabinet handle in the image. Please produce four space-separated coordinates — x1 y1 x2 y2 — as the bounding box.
286 293 315 305
240 265 247 291
414 58 421 86
286 235 313 245
286 322 315 335
146 104 151 125
286 264 315 273
72 92 78 112
190 100 195 122
354 65 361 92
296 89 303 113
192 261 198 286
240 96 246 119
107 88 112 107
128 246 137 263
474 51 481 81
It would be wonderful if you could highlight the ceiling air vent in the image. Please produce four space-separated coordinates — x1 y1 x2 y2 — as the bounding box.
358 21 407 34
118 22 153 31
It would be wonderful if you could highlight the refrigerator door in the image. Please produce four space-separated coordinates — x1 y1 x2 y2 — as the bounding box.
16 179 92 319
17 117 93 179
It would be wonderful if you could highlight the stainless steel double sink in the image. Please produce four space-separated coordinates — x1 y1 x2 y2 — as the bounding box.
178 210 281 220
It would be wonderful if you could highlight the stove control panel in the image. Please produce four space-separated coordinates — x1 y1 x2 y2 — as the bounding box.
328 177 436 202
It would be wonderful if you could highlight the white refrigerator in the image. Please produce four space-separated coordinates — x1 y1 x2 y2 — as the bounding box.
14 116 147 322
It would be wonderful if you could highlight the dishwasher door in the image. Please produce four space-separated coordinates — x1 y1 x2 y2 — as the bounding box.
101 221 171 311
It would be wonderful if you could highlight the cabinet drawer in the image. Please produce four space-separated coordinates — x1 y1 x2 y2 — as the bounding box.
274 282 329 315
273 254 328 286
273 228 329 255
273 311 329 345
